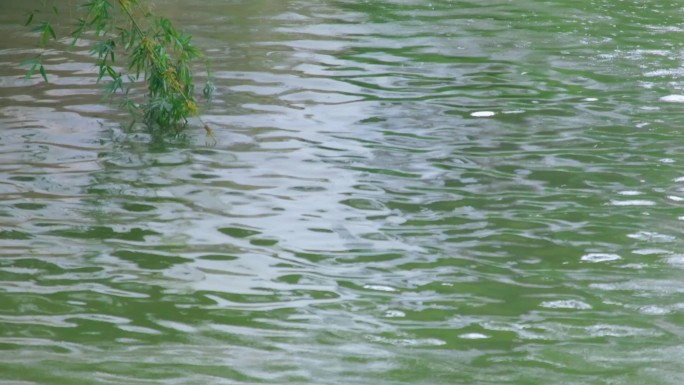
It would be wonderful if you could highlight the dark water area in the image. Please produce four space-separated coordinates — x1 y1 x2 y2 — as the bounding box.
2 0 684 384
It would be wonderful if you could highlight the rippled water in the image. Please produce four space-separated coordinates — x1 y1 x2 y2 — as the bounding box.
3 0 684 384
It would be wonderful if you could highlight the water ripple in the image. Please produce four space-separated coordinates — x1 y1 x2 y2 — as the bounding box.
3 0 684 384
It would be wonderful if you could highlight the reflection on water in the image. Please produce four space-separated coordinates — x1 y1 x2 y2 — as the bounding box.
3 0 684 384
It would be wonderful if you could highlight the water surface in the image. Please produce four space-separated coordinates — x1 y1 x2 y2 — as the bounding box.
2 1 684 384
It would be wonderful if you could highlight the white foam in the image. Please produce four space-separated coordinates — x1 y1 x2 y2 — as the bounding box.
367 335 446 346
581 253 621 263
459 333 489 339
586 324 659 337
666 254 684 265
660 94 684 103
627 231 676 242
470 111 495 117
609 199 655 206
639 305 670 315
632 248 671 255
363 284 397 292
540 300 592 309
648 69 684 77
384 310 405 318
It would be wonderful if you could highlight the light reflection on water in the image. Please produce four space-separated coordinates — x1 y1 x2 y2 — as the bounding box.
2 0 684 384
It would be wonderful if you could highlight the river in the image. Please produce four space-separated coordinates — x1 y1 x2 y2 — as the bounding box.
2 0 684 384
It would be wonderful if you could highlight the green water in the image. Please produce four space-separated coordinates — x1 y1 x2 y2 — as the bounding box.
2 0 684 383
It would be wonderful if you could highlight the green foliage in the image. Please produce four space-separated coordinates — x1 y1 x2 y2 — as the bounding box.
24 0 215 137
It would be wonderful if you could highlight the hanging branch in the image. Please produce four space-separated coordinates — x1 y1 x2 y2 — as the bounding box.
23 0 215 140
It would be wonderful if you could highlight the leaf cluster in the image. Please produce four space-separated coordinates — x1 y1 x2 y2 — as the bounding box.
24 0 215 136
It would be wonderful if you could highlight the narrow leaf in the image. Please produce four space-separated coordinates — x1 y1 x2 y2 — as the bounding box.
39 65 48 83
96 65 107 83
41 25 50 47
106 66 117 79
24 12 34 26
47 24 56 40
25 63 38 79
